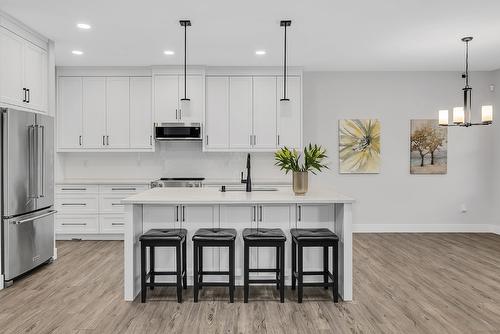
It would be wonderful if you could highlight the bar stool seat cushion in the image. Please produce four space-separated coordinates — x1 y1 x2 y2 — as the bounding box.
242 228 286 241
290 228 339 241
140 228 187 241
192 228 237 241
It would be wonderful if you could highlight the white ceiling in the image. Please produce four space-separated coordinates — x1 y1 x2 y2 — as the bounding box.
1 0 500 70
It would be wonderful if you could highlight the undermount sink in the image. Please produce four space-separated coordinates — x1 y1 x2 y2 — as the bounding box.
219 186 278 192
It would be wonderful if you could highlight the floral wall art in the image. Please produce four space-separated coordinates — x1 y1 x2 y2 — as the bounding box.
339 119 381 173
410 119 447 174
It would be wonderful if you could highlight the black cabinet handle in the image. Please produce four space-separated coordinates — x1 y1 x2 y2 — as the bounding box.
26 89 30 103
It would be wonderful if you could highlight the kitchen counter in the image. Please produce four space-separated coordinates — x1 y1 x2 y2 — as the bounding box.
122 187 354 205
123 187 354 302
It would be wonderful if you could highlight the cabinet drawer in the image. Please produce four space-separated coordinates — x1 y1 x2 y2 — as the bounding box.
55 195 98 214
100 214 126 234
56 184 99 194
55 215 99 234
99 185 148 193
99 194 130 213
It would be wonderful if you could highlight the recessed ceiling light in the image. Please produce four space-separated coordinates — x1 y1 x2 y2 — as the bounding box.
255 50 266 55
164 50 175 55
76 23 91 30
72 50 84 55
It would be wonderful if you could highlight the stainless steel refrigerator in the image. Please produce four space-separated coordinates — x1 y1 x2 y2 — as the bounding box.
1 108 55 283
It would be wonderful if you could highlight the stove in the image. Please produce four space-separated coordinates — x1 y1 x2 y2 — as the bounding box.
150 178 205 188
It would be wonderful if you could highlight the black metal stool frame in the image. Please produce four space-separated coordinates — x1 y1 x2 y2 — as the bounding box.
244 239 285 303
140 237 187 303
193 239 235 303
291 237 339 303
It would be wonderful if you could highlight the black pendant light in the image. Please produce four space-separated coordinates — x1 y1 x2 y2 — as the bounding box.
280 20 292 102
179 20 191 102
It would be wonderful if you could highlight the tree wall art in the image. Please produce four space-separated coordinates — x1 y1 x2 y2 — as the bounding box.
410 119 447 174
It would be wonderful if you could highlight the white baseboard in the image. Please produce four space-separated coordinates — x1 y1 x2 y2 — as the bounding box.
53 247 58 260
56 234 124 241
353 223 499 234
0 275 4 290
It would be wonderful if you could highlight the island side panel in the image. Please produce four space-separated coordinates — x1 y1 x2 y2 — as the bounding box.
335 202 353 301
124 203 143 301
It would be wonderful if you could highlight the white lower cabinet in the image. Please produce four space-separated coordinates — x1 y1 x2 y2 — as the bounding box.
55 184 148 238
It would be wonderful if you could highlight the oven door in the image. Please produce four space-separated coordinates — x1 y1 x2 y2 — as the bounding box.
155 123 202 141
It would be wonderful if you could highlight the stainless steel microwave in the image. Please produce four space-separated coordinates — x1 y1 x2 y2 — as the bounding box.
154 123 202 141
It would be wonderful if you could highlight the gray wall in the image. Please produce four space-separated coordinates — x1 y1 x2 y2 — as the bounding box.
303 71 496 230
494 69 500 227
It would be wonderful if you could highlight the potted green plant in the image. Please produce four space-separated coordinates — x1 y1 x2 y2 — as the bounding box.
274 144 329 195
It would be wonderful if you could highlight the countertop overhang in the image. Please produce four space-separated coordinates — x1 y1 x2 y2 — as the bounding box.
121 187 354 205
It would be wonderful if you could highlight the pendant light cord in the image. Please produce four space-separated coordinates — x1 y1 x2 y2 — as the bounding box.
283 24 287 100
184 24 187 99
465 40 469 88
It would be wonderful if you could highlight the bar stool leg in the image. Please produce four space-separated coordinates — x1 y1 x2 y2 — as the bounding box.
280 243 285 303
149 245 155 290
276 245 280 290
141 243 146 303
298 243 303 303
291 238 296 290
176 243 182 303
182 239 187 289
198 245 203 289
244 242 249 303
323 246 329 290
229 241 235 303
333 240 339 303
193 243 199 303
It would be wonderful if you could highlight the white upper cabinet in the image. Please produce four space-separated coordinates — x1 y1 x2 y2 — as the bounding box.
252 77 277 149
106 77 130 149
205 77 229 149
154 75 178 123
57 77 83 149
277 76 302 149
229 77 253 149
57 74 153 152
82 77 106 149
153 74 203 123
130 77 153 149
0 26 48 113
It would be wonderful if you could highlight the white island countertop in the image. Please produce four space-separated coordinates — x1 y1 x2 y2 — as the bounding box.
122 187 354 205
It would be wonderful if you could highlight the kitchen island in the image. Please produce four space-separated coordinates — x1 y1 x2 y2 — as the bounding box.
122 187 354 301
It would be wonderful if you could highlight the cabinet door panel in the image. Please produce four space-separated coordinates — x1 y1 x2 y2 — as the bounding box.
253 77 277 149
205 77 229 149
277 76 301 149
297 204 333 280
229 77 253 149
258 205 292 279
179 75 203 122
0 27 24 107
181 205 218 277
82 77 106 148
106 77 130 148
220 205 257 279
154 75 178 123
23 42 47 112
130 77 152 149
57 77 83 149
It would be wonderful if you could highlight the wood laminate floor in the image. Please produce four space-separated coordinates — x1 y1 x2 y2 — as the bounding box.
1 233 500 333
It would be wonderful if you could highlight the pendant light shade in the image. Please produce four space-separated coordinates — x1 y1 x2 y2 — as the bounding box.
438 37 493 127
179 20 191 115
280 20 291 102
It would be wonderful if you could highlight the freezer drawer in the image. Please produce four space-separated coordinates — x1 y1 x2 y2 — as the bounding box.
3 209 56 281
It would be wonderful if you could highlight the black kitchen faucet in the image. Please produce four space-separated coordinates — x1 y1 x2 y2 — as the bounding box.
240 153 252 192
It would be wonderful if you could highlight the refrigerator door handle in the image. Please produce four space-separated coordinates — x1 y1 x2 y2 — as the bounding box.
28 125 37 199
38 125 45 198
13 210 57 225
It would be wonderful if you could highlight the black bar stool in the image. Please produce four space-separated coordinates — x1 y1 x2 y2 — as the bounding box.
140 228 187 303
192 228 237 303
243 228 286 303
291 228 339 303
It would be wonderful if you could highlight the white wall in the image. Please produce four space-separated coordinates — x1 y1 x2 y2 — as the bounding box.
493 69 500 230
303 71 496 231
59 70 498 232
